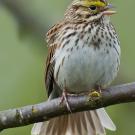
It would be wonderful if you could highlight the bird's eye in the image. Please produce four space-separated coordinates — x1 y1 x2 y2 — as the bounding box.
89 5 97 11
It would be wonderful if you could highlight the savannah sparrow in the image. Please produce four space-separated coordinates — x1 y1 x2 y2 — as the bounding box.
32 0 121 135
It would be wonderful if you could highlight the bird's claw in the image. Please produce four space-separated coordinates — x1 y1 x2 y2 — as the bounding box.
59 90 72 113
89 90 101 97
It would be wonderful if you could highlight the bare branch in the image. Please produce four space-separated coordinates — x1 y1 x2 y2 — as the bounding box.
0 82 135 132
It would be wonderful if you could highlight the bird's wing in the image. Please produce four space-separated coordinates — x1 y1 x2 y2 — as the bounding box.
45 23 63 97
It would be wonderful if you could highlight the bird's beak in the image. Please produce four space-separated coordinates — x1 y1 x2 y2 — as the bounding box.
102 4 117 16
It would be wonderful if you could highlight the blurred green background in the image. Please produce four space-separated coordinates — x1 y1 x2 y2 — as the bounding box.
0 0 135 135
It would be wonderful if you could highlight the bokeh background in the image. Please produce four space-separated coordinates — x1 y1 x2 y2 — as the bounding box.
0 0 135 135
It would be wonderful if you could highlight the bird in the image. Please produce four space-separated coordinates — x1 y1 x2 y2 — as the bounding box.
31 0 121 134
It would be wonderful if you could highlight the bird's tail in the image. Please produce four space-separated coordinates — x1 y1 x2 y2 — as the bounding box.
31 108 116 135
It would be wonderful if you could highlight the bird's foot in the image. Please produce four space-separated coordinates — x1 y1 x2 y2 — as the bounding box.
59 89 72 113
89 86 102 100
89 90 101 98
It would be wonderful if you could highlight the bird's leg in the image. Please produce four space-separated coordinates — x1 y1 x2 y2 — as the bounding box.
60 89 72 113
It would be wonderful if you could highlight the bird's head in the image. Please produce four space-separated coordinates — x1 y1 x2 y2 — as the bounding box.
65 0 116 21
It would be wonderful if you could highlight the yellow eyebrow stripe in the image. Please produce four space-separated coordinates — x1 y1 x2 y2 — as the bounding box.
81 1 106 7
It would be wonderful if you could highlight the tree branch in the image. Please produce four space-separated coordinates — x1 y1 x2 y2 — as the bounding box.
0 82 135 131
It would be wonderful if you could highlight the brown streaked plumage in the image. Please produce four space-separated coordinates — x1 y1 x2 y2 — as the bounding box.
45 43 56 96
32 0 121 135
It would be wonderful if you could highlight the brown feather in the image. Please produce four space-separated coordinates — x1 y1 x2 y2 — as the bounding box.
45 21 64 96
45 44 56 96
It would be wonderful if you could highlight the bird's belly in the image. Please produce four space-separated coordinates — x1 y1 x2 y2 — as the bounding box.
54 45 120 93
